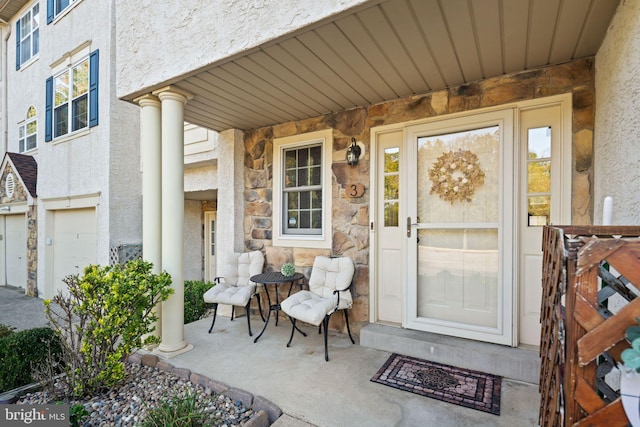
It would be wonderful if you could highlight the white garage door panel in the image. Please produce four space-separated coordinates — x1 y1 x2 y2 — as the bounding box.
6 215 26 287
53 208 97 295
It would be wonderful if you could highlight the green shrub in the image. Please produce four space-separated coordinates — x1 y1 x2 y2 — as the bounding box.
0 327 61 393
0 323 16 339
184 280 214 324
69 403 89 427
140 390 216 427
44 259 173 398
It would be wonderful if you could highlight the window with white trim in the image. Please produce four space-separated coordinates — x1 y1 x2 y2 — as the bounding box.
45 49 99 141
18 106 38 153
47 0 78 23
283 144 323 234
16 3 40 69
54 58 88 137
273 129 333 248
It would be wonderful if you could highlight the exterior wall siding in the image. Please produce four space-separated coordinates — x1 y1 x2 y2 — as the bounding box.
115 0 370 99
6 0 142 297
184 199 204 281
594 0 640 225
244 58 595 333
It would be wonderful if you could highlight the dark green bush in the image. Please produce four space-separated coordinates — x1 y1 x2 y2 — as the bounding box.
0 327 61 393
184 281 214 324
0 323 16 339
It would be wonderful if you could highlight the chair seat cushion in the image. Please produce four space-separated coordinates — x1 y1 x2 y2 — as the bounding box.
203 283 255 306
281 290 339 326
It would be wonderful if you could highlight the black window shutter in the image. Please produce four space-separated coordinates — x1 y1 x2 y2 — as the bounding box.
45 77 53 141
89 49 99 127
46 0 54 24
15 20 20 70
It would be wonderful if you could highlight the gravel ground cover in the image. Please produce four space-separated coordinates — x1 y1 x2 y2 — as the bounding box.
17 363 256 426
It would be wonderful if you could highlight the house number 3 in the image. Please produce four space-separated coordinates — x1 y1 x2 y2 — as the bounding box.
346 182 364 198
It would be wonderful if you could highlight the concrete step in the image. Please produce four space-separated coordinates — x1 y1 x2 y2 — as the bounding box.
360 323 540 384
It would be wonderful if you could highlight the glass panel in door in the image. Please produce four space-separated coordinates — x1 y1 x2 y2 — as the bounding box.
384 147 400 227
527 126 551 226
205 212 217 283
416 126 500 329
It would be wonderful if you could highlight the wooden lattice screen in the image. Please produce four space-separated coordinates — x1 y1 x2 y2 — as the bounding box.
539 225 640 426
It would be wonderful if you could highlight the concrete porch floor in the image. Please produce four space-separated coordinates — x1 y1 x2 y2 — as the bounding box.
168 312 541 426
0 286 540 426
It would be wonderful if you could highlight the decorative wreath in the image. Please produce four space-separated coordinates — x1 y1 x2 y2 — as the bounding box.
428 149 485 204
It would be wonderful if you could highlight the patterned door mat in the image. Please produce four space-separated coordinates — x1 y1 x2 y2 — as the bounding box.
371 353 502 415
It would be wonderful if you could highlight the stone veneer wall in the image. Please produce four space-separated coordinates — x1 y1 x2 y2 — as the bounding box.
244 58 594 333
27 205 37 296
0 165 28 204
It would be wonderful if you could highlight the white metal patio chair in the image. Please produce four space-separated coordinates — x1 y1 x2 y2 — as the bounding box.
203 250 265 336
280 256 356 361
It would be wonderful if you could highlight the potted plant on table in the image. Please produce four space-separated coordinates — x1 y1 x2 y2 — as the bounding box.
281 262 296 277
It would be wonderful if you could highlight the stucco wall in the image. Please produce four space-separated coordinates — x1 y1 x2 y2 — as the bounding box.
5 0 141 295
184 200 203 281
115 0 369 99
594 0 640 225
108 45 143 246
185 166 218 193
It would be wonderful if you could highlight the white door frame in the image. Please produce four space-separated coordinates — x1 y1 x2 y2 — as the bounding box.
369 94 572 346
204 211 217 282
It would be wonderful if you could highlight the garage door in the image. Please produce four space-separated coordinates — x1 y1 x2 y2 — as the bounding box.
5 214 26 287
53 208 97 295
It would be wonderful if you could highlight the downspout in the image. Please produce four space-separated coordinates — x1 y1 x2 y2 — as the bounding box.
0 18 9 156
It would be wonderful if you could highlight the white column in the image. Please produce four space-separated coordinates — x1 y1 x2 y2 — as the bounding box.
136 95 162 268
154 86 193 356
135 94 163 340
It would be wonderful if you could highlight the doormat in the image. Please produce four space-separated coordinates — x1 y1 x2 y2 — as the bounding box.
371 353 502 415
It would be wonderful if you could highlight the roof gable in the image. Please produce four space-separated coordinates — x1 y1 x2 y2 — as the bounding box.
2 152 37 198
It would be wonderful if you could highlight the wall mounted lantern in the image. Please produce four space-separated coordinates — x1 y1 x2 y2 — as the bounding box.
346 138 362 166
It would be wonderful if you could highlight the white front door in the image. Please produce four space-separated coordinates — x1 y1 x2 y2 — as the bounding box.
405 110 514 345
205 211 217 282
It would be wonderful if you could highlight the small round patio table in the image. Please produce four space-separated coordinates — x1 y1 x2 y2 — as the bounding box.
250 271 304 343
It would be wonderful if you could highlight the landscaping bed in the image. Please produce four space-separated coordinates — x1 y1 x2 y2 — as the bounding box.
17 361 261 426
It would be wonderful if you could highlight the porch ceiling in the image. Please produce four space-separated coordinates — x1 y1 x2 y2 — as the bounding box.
170 0 620 133
0 0 30 21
